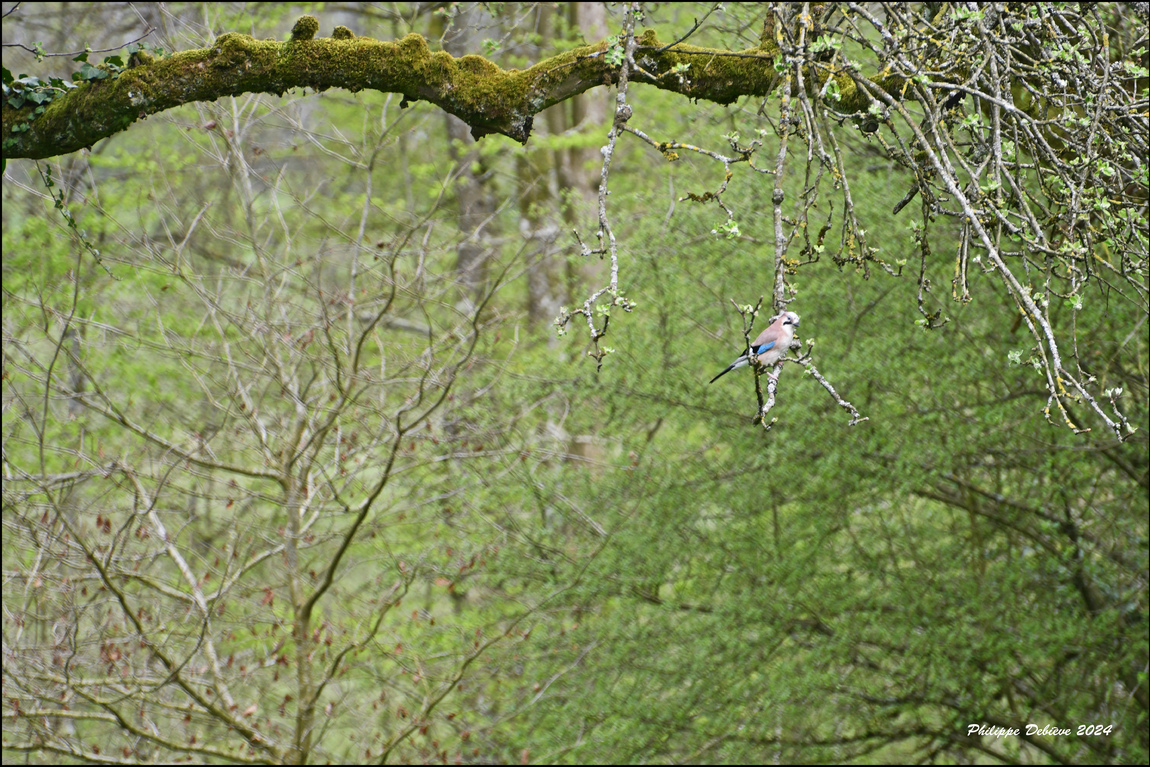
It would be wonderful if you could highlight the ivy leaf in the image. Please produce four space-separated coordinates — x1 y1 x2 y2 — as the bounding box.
77 62 109 81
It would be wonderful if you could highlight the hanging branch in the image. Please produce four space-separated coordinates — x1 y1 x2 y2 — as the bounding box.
554 2 643 371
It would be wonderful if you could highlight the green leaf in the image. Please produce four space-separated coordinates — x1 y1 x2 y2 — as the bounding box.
77 62 109 81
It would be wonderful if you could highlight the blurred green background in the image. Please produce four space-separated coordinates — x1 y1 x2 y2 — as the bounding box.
2 3 1146 764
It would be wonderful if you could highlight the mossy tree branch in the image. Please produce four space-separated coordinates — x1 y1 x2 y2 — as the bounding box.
3 15 837 159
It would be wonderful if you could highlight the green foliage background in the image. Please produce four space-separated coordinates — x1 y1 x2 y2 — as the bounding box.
2 3 1146 764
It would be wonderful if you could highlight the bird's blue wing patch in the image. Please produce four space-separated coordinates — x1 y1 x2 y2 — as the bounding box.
753 341 776 354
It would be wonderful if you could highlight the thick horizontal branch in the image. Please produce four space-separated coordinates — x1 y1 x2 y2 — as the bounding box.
2 15 808 159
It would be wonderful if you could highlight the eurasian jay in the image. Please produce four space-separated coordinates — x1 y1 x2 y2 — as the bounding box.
709 311 800 383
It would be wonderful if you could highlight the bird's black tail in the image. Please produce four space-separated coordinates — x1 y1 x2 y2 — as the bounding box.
709 364 737 384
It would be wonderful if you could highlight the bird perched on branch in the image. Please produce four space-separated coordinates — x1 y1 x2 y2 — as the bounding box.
709 311 800 384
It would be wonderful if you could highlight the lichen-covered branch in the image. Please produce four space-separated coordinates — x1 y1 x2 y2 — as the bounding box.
2 14 789 160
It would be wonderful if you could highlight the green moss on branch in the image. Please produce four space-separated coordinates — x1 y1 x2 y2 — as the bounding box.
2 15 806 159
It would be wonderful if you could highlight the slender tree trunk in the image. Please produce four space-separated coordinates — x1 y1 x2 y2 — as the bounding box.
519 3 611 327
442 6 496 308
